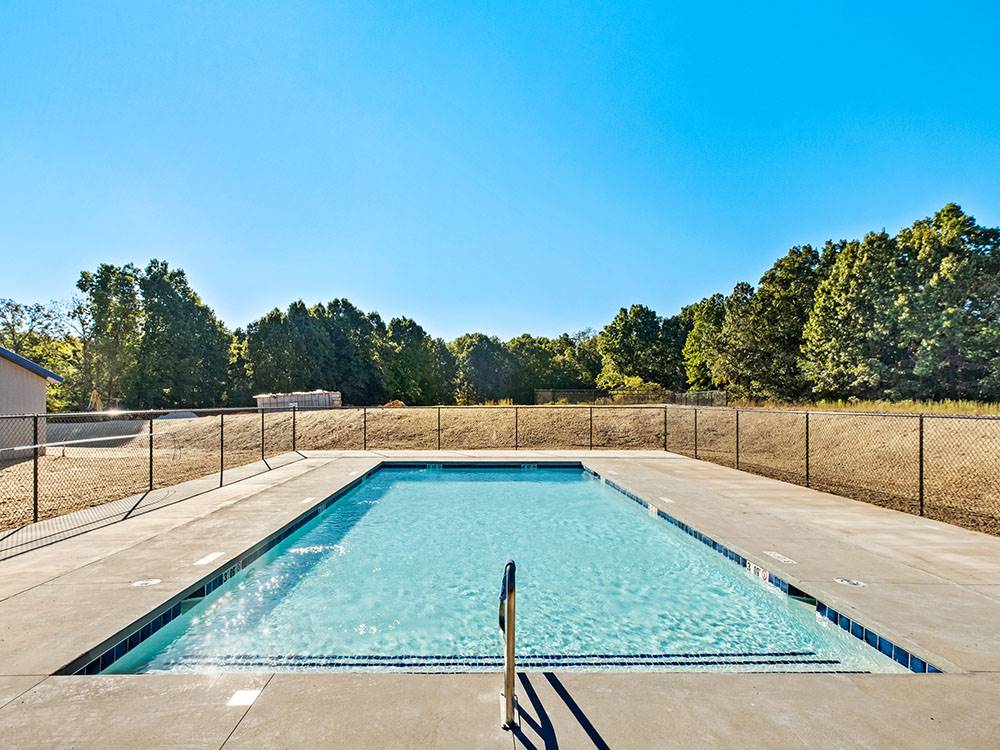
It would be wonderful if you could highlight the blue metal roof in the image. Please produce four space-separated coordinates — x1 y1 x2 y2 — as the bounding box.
0 346 63 383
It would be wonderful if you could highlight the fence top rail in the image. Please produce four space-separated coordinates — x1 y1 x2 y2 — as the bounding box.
0 431 156 455
1 404 673 420
2 404 998 421
0 405 318 420
670 405 1000 421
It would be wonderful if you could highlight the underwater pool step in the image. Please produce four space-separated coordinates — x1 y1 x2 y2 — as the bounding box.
195 650 820 661
163 658 845 669
161 651 843 670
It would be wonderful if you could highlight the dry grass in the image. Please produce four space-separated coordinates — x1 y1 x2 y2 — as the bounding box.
730 398 1000 416
0 413 285 530
663 406 1000 534
1 406 998 539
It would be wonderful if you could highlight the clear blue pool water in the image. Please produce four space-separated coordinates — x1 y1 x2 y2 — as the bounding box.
106 466 905 673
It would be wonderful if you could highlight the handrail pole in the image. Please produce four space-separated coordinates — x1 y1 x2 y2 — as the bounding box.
500 560 517 729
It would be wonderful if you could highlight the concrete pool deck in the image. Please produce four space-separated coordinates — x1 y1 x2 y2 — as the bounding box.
1 449 999 748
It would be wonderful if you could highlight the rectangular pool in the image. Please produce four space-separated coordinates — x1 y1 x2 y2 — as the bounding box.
102 464 913 673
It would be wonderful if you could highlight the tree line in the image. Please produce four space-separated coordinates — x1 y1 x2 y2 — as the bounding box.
2 203 997 412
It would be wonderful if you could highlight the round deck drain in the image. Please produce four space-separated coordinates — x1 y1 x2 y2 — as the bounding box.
131 578 162 587
834 577 866 587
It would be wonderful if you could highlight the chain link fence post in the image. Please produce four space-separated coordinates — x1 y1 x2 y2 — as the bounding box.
694 408 699 460
219 413 225 487
363 407 367 450
735 409 740 470
32 415 39 523
514 407 519 450
805 411 811 487
148 417 154 492
663 406 668 452
292 405 297 453
589 406 594 450
918 414 925 516
437 407 442 450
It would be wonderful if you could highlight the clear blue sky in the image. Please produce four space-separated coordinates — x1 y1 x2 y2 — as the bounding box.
2 2 998 340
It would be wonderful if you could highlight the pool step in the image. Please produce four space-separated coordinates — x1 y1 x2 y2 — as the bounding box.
162 650 846 671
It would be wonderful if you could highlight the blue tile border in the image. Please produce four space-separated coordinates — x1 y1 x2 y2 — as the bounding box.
381 462 582 471
69 461 941 676
590 469 941 675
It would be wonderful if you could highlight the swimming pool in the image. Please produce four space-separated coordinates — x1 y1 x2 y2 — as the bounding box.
100 464 913 674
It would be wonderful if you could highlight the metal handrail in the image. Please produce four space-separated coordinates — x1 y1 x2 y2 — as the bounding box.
499 559 517 730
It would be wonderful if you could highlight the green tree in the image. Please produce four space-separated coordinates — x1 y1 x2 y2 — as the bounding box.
506 334 561 404
382 318 429 403
702 247 825 400
501 331 604 403
596 305 687 390
322 302 388 404
706 283 757 397
449 333 513 404
682 294 724 389
0 299 61 357
244 298 388 405
660 313 692 390
744 245 823 400
426 338 457 405
381 318 455 404
244 308 295 394
129 260 232 408
563 330 602 386
801 233 903 399
597 305 661 388
75 263 143 409
226 330 254 406
893 204 1000 400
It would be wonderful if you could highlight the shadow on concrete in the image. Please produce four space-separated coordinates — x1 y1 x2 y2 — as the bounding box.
512 672 610 749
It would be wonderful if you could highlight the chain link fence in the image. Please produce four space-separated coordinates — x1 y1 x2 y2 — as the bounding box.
2 404 998 558
0 407 305 558
661 407 1000 536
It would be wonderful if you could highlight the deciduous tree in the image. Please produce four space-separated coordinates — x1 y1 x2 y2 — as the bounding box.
130 260 231 408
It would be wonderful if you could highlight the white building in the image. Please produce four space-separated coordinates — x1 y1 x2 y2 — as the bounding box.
0 345 63 457
253 390 342 411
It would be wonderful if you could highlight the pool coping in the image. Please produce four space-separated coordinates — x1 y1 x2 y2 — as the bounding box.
66 458 939 677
